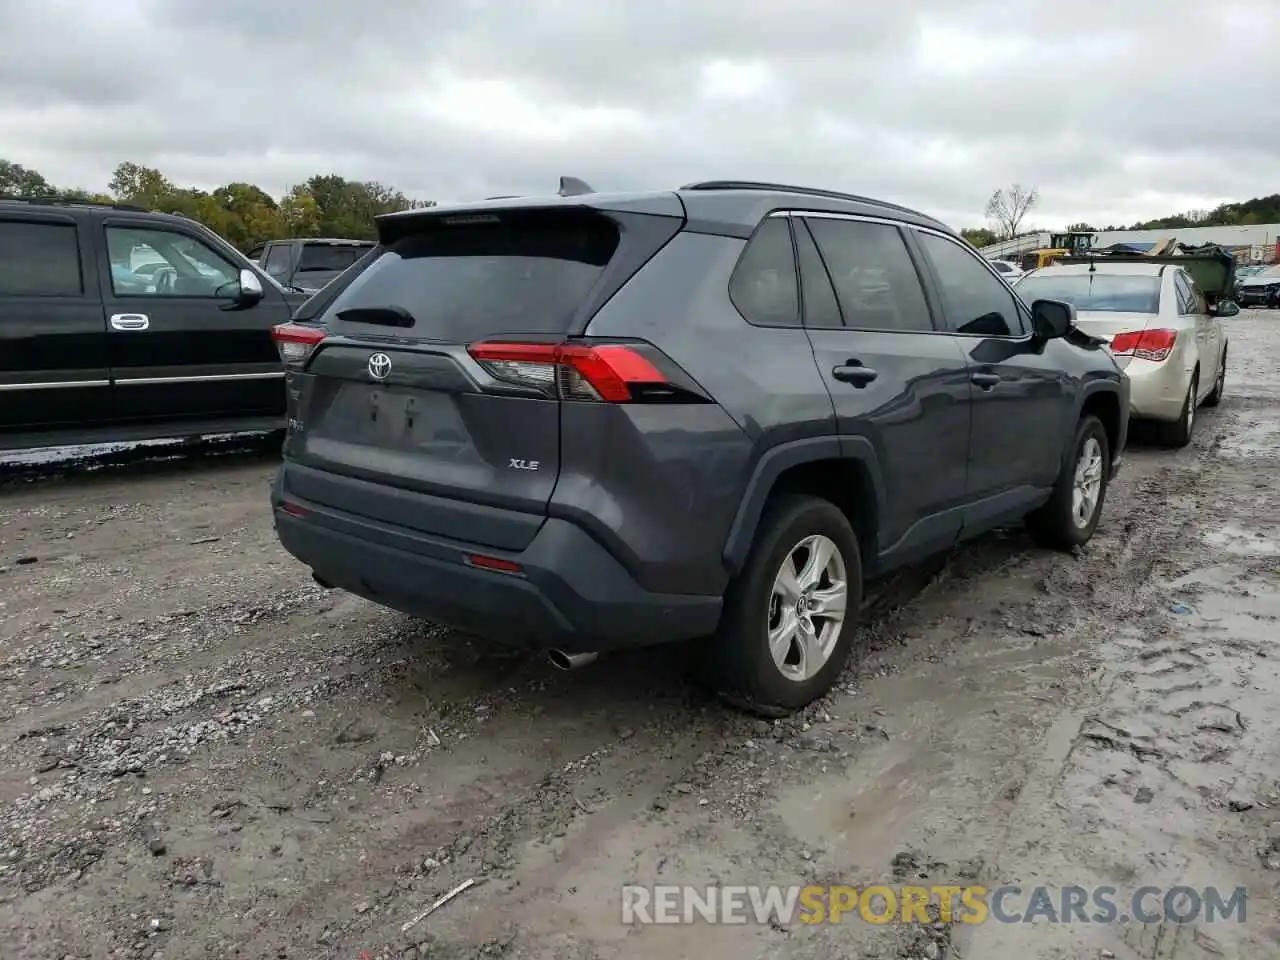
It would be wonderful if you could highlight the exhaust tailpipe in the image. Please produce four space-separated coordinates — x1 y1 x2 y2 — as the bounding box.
547 649 599 671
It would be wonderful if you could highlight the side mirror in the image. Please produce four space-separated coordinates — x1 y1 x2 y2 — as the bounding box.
1030 298 1074 340
1212 299 1240 318
236 267 264 304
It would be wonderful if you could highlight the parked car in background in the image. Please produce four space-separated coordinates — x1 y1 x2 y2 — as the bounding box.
0 197 310 451
249 238 377 294
269 178 1129 715
988 259 1025 284
1235 263 1280 308
1015 260 1233 447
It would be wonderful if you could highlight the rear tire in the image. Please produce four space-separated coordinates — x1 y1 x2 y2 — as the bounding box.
1027 414 1110 551
1158 374 1198 447
1203 352 1226 407
702 495 862 717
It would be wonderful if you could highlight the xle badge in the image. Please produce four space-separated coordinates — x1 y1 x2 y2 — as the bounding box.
509 459 540 471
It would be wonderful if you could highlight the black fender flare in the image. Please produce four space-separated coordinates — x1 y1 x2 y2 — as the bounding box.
1069 379 1125 463
721 435 886 576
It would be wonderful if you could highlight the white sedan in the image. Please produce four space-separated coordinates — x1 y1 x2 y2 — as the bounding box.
1014 261 1234 447
988 259 1025 284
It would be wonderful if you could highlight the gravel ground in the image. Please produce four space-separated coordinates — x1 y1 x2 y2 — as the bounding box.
1 310 1277 960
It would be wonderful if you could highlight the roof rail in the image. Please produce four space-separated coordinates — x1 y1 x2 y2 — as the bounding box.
679 180 931 220
1 195 150 213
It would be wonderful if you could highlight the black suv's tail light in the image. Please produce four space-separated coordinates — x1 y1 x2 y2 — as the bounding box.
272 323 326 367
467 340 710 404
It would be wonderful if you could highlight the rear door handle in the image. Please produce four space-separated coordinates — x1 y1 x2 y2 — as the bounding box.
832 363 878 387
109 313 149 331
971 371 1001 389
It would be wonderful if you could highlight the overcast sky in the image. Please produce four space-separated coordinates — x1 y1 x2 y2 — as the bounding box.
0 0 1276 230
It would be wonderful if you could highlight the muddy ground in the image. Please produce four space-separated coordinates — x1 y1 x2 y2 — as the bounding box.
0 310 1277 960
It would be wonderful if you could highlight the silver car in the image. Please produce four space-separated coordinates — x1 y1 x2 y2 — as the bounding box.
1014 261 1232 447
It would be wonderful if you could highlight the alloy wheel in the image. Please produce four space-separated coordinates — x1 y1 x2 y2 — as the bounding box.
1072 436 1104 528
767 535 848 682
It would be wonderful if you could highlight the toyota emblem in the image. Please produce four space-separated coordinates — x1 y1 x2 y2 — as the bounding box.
367 352 392 381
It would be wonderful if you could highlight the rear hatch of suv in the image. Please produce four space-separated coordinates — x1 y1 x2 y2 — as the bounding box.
274 196 686 552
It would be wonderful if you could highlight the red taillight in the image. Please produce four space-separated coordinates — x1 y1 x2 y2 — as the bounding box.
280 501 308 518
271 323 326 366
467 341 667 402
1111 328 1176 362
467 553 523 574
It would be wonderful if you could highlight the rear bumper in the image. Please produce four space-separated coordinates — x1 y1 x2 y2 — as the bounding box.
270 473 722 652
1124 356 1192 423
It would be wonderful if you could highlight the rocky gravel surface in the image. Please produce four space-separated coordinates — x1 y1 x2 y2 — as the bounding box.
0 311 1277 960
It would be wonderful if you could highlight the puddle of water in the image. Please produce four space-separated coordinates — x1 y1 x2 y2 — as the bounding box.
1204 522 1280 557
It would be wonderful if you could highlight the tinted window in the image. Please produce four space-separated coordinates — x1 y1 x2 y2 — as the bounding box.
0 220 82 296
793 220 842 329
106 226 239 298
918 233 1020 336
263 245 293 278
805 218 932 332
1015 273 1162 314
322 211 620 339
297 243 374 273
990 261 1013 273
729 217 799 327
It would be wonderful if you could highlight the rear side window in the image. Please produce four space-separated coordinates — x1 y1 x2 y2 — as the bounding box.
729 217 800 327
322 211 619 340
918 232 1021 336
0 220 82 296
298 243 373 273
804 218 932 332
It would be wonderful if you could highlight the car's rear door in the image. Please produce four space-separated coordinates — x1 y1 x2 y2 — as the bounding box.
792 213 973 562
280 201 684 551
98 217 293 421
0 208 110 440
1179 270 1221 396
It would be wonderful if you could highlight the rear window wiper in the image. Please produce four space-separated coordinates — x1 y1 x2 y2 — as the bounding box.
335 305 417 328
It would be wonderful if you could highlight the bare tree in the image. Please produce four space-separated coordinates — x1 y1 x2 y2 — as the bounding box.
985 184 1040 240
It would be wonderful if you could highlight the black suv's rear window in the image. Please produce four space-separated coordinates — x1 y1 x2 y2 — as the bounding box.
321 212 620 340
298 243 375 273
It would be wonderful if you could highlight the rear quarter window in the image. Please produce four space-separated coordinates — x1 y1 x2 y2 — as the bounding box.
0 220 83 297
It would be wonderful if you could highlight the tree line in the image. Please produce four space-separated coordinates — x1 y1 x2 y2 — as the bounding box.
0 158 434 253
961 182 1280 248
3 158 1274 254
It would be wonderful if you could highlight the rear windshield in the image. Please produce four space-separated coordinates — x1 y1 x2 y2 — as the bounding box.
1015 273 1161 313
321 212 620 340
298 243 375 273
990 261 1012 273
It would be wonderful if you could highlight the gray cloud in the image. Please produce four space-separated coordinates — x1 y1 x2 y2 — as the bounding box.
0 0 1276 228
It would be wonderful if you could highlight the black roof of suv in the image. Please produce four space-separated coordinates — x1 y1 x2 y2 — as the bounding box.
270 176 1131 715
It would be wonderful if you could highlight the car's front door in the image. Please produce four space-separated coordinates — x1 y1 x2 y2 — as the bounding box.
97 219 293 422
909 228 1068 529
0 211 111 441
793 213 973 564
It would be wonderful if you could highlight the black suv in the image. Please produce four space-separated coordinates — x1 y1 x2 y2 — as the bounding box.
0 198 308 451
270 180 1129 715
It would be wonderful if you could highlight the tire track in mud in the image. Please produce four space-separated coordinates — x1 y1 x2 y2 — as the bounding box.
961 335 1280 959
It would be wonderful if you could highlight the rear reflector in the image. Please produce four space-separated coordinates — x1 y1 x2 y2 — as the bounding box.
467 553 523 574
468 341 667 402
280 501 308 518
1110 328 1176 362
271 323 327 366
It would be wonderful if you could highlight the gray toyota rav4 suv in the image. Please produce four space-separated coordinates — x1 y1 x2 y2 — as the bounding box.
269 179 1129 715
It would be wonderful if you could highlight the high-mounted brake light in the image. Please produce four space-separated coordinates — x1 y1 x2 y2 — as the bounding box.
1110 328 1176 362
271 323 326 366
467 341 668 402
